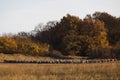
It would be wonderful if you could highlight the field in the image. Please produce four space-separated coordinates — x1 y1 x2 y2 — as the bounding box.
0 53 52 62
0 63 120 80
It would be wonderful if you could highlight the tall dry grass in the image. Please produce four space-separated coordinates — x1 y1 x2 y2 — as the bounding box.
0 63 120 80
0 53 52 62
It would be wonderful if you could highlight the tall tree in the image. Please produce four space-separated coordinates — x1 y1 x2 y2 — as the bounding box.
93 12 119 45
52 14 81 54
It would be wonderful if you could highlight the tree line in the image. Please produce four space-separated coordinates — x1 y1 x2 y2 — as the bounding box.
0 12 120 59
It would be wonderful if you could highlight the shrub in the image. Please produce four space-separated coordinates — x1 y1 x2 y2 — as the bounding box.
13 36 50 55
111 41 120 59
0 37 17 54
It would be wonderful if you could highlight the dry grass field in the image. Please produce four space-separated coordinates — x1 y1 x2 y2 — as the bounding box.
0 62 120 80
0 53 52 62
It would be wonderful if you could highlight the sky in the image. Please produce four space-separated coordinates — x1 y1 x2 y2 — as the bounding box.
0 0 120 34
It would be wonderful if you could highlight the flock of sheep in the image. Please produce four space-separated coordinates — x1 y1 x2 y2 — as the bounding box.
4 59 119 64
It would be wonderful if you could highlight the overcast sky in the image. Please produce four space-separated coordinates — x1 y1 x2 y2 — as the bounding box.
0 0 120 34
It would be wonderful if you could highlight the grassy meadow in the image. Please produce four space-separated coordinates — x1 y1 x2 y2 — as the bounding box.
0 62 120 80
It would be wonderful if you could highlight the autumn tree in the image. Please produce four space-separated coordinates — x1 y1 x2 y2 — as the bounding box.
77 18 110 58
52 14 81 55
35 21 57 44
0 37 17 54
32 12 120 58
93 12 120 45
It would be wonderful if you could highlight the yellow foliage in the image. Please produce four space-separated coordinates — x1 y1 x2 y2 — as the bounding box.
13 37 49 55
0 37 17 53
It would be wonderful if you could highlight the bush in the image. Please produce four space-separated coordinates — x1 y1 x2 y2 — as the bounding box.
46 50 66 59
111 41 120 59
0 37 17 54
88 47 111 59
13 36 50 55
